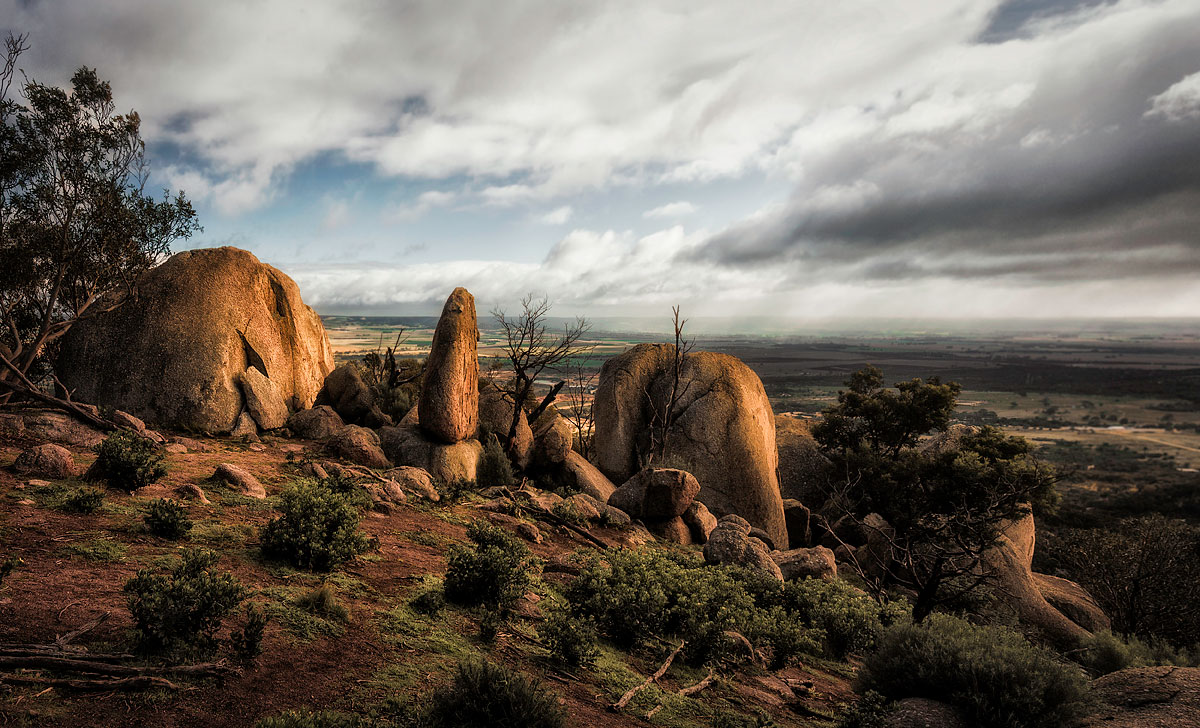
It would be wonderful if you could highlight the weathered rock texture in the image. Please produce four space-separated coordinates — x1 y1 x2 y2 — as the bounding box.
593 344 786 546
328 425 390 469
314 365 390 428
478 380 532 467
418 288 479 444
1033 573 1112 634
212 463 266 499
775 415 831 508
287 405 345 441
58 247 333 432
772 546 837 581
378 409 482 484
13 444 78 478
239 366 289 429
703 515 783 580
1083 666 1200 728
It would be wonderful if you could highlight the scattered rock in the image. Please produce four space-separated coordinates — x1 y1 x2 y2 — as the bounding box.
682 501 718 544
564 493 603 521
13 444 78 478
16 498 35 506
57 246 333 432
299 461 329 479
614 523 657 549
418 287 479 444
514 489 564 512
608 467 700 520
516 522 543 544
24 479 51 488
239 366 289 429
703 515 783 579
164 443 188 454
368 480 409 511
559 451 616 502
478 380 532 467
772 546 837 581
593 344 787 547
111 410 147 431
315 365 391 428
886 698 967 728
328 425 390 469
20 411 104 447
212 463 266 498
384 466 440 501
378 419 480 483
170 435 209 452
175 483 211 504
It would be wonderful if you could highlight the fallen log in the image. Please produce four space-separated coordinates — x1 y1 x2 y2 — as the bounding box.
610 640 685 712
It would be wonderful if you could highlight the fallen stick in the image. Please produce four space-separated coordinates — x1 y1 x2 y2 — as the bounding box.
643 667 716 719
55 611 109 647
610 641 685 712
0 674 180 691
0 655 236 679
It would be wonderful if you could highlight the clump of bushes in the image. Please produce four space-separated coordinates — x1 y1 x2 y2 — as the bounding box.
230 604 269 662
144 498 193 539
1074 630 1199 676
256 711 363 728
260 480 371 571
858 613 1091 728
410 658 565 728
89 429 167 490
123 547 246 657
476 433 516 488
61 485 105 514
539 603 599 668
297 584 350 623
444 521 539 611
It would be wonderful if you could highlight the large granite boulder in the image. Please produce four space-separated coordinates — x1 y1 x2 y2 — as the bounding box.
328 425 390 469
478 379 532 467
57 247 333 432
1083 666 1200 728
775 415 831 507
379 415 481 484
593 344 786 547
1033 573 1112 634
315 364 390 428
418 288 479 444
608 467 700 520
772 546 837 581
703 515 783 580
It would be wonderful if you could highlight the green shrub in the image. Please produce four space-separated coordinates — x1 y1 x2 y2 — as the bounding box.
1075 631 1198 675
436 478 475 503
144 498 193 539
550 500 588 527
260 481 371 571
837 691 894 728
780 578 909 659
123 548 245 657
711 710 778 728
61 486 105 514
255 710 364 728
409 584 446 616
297 584 350 623
414 658 565 728
90 429 167 490
444 521 538 611
540 604 599 668
858 613 1091 728
231 604 269 662
476 433 516 488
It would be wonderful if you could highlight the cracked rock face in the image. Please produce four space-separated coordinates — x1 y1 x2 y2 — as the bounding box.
1084 666 1200 727
57 246 334 433
593 343 787 547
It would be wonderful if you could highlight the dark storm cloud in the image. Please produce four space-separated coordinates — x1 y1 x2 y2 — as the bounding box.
695 1 1200 284
978 0 1115 42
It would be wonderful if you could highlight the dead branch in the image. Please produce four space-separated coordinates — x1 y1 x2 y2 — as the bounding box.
0 674 181 691
644 668 716 719
55 611 109 648
527 380 565 425
0 655 236 679
0 352 116 432
610 640 684 712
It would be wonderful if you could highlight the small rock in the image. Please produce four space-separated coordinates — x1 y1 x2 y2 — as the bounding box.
601 505 632 526
170 436 209 452
300 461 329 480
565 493 603 521
212 463 266 499
175 483 211 504
17 498 36 506
13 443 78 478
704 517 783 579
25 479 51 488
782 498 812 548
516 522 543 544
772 546 838 581
615 523 657 549
164 443 188 454
383 466 440 501
112 410 147 431
248 443 265 452
682 501 718 544
514 489 564 512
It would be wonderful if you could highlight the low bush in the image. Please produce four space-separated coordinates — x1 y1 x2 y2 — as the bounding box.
412 658 565 728
1075 631 1199 675
89 429 167 491
61 486 105 514
550 500 588 527
123 548 246 657
297 584 350 623
409 584 446 616
540 604 599 668
144 498 193 539
260 480 371 571
779 578 909 659
444 521 539 611
858 613 1091 728
836 691 893 728
476 433 516 488
231 604 269 662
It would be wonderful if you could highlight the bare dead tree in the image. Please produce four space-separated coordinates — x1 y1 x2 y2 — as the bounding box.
561 356 598 459
492 294 593 452
645 306 694 465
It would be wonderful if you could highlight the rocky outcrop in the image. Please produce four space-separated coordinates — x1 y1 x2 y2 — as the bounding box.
682 501 718 543
1084 666 1200 727
775 416 830 508
418 288 479 444
532 410 573 467
18 411 104 447
593 344 786 547
1033 573 1112 633
378 412 481 484
314 364 390 428
328 425 390 469
57 246 333 432
608 468 700 520
239 366 289 430
782 498 811 548
384 466 440 501
478 380 532 467
703 515 783 579
13 443 78 478
287 405 345 441
772 546 837 581
559 451 616 502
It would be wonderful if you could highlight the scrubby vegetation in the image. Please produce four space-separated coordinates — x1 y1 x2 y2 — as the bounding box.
404 658 566 728
444 521 539 612
89 429 167 490
61 485 105 514
123 548 247 657
144 498 193 539
476 432 516 488
858 613 1091 728
260 479 371 571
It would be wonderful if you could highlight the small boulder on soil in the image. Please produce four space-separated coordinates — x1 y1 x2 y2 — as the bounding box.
287 405 345 441
328 425 390 469
212 463 266 498
608 467 700 520
384 466 440 502
13 443 78 478
175 483 211 504
772 546 837 581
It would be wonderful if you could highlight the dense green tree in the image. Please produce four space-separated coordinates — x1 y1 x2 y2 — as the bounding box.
814 366 1057 621
0 34 199 398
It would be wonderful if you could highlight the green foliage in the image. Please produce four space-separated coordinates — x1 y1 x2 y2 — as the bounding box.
411 658 566 728
550 499 588 527
1047 515 1200 647
409 583 446 616
780 578 909 659
711 710 778 728
444 521 539 612
144 498 193 539
540 603 599 668
231 604 269 662
123 548 246 657
836 691 894 728
476 433 516 488
1075 631 1199 676
260 480 371 571
858 613 1091 728
297 584 350 623
255 711 364 728
90 430 167 491
61 485 105 514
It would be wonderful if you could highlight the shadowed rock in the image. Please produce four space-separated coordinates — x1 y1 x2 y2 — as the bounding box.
287 405 345 441
57 246 333 433
315 364 390 428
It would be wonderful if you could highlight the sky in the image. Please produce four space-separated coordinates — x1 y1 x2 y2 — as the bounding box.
4 0 1200 319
